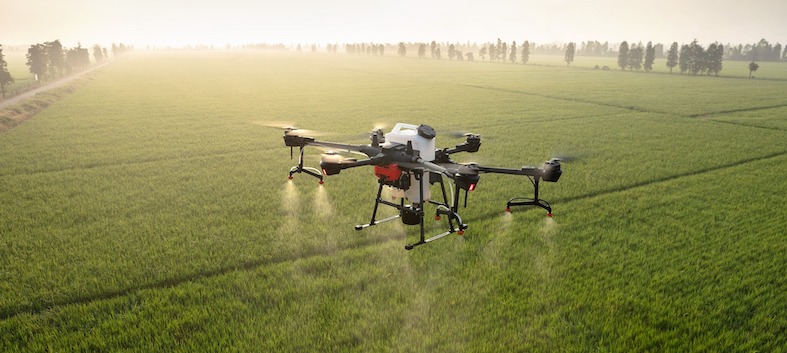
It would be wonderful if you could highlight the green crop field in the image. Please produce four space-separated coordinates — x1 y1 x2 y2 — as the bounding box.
1 51 786 352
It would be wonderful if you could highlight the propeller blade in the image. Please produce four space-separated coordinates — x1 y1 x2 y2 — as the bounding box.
256 121 330 137
551 154 581 162
321 151 343 164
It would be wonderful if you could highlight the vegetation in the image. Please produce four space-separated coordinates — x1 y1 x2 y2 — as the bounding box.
564 42 575 66
0 51 785 352
618 41 629 70
521 40 530 64
666 42 679 74
643 41 656 72
0 45 14 98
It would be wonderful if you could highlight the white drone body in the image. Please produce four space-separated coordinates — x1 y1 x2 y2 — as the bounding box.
381 123 437 202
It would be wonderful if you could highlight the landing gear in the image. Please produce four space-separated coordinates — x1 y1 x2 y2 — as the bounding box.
355 168 467 250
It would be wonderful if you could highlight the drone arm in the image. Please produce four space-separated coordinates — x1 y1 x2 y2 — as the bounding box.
476 165 540 176
444 134 481 155
475 160 562 182
308 141 381 158
320 156 385 175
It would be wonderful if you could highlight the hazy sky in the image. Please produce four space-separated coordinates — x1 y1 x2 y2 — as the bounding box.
2 0 786 48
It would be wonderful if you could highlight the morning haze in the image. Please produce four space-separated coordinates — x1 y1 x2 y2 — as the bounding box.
2 0 786 47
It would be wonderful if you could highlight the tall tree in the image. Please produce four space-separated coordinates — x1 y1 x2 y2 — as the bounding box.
488 43 497 62
397 42 406 57
509 41 517 63
706 43 724 76
678 44 690 74
773 43 782 61
417 43 426 58
478 46 487 61
93 45 104 62
501 41 507 62
448 44 456 59
653 43 664 58
628 44 643 70
430 41 437 58
496 38 503 61
564 42 576 66
65 44 90 73
26 43 48 82
666 42 679 74
45 40 65 78
687 40 705 75
0 45 15 98
521 40 530 64
643 41 656 72
617 41 629 70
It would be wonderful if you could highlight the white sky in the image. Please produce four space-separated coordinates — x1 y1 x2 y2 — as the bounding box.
2 0 786 48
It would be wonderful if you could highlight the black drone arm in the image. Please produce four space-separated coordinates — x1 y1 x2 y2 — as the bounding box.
444 134 481 155
283 130 380 157
475 159 562 182
309 141 381 158
320 155 389 175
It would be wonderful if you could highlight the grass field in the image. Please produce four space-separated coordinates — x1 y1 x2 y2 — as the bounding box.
1 51 786 352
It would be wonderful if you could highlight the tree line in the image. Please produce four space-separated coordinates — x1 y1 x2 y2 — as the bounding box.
0 40 132 99
0 45 13 98
336 38 785 63
24 40 132 82
337 37 787 78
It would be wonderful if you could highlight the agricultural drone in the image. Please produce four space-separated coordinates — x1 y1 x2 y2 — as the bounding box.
281 123 563 250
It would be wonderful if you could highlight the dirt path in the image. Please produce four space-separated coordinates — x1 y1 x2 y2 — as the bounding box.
0 60 113 110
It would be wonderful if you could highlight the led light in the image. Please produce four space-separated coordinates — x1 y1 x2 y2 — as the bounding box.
468 183 476 191
322 169 327 175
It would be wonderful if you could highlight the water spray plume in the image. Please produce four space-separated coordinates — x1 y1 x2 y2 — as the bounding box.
314 185 334 219
282 180 300 217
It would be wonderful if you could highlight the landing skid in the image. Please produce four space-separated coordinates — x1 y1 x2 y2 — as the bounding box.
355 168 467 250
504 177 553 216
288 146 324 184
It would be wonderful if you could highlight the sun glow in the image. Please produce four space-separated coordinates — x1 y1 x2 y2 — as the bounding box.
4 0 784 48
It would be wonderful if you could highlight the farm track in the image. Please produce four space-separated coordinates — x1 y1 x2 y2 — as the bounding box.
3 148 784 321
0 60 114 111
